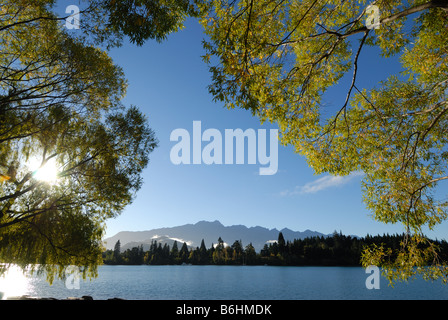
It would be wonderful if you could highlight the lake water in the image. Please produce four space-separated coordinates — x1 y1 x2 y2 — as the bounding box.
1 265 448 300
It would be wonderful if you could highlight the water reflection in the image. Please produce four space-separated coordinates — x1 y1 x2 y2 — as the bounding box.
0 265 32 299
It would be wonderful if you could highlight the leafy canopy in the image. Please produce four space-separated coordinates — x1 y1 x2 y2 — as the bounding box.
0 0 190 281
80 0 200 47
199 0 448 283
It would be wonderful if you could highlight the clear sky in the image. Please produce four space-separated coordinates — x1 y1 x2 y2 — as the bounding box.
103 17 448 241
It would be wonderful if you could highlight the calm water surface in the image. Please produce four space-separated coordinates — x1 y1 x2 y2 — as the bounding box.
1 265 448 300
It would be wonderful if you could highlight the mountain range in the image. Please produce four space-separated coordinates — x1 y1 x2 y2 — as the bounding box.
103 220 330 252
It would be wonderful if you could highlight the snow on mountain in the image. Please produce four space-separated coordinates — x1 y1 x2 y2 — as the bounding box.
104 220 329 252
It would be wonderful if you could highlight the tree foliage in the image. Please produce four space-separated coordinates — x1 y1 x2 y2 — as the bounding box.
76 0 200 47
199 0 448 282
104 233 448 286
3 0 448 286
0 0 169 281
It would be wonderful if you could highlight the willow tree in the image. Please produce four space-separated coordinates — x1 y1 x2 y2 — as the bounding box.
0 0 200 281
199 0 448 283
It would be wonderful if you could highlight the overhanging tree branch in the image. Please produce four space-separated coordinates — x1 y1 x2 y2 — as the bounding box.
342 0 448 38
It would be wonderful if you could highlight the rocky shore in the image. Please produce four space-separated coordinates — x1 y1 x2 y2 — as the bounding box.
6 295 124 300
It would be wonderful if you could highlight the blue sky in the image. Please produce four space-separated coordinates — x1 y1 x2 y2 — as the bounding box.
102 17 448 240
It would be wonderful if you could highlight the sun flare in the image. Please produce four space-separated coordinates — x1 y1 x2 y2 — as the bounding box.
29 157 59 184
0 266 30 299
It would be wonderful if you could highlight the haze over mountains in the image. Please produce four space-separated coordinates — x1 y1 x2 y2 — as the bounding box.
103 220 330 252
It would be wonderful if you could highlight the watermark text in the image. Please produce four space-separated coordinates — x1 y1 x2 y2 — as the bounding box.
170 121 278 175
65 5 80 30
365 265 380 289
365 4 380 29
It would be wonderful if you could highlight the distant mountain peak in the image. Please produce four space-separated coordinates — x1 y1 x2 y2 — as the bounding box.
195 220 223 226
103 220 329 252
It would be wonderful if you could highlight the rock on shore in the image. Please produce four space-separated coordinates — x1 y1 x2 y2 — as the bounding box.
6 295 124 300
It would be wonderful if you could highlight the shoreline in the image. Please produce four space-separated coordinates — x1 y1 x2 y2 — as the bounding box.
5 295 124 300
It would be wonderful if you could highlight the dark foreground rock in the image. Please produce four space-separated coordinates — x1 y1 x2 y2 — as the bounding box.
6 295 124 300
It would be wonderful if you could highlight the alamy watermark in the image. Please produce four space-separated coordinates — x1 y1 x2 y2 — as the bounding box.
170 121 278 175
65 5 80 30
65 266 81 290
365 265 380 289
365 4 380 29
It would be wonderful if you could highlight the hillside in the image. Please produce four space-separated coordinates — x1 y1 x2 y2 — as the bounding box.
103 220 328 252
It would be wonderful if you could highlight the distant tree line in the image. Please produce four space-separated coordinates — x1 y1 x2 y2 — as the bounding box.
103 232 448 266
